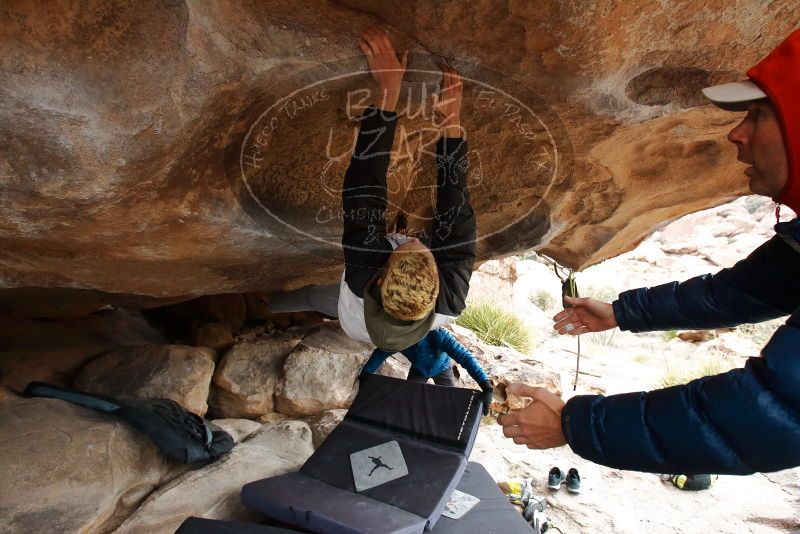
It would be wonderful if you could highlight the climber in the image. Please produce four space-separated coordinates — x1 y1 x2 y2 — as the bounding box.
268 27 476 352
359 327 494 415
498 29 800 476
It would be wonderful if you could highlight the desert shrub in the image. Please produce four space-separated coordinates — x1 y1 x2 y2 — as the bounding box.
735 318 786 346
455 301 532 353
529 290 556 312
662 330 678 341
657 355 728 388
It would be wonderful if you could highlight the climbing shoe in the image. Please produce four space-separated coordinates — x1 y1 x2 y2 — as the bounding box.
566 468 581 494
671 473 716 491
547 467 566 490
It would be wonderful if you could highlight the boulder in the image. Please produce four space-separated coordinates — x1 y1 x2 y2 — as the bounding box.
114 420 315 534
258 412 290 424
275 323 372 417
0 308 166 392
74 344 216 416
306 408 347 448
0 397 174 534
446 323 561 395
193 322 236 354
375 354 411 379
468 258 519 304
210 418 263 444
209 332 301 418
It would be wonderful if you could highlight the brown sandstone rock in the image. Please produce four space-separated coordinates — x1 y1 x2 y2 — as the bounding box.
1 1 794 306
209 332 301 418
0 385 20 402
193 321 236 354
114 420 315 534
0 397 174 533
0 308 166 392
275 323 372 417
306 408 347 448
210 418 263 444
375 354 411 379
74 344 216 416
468 257 519 304
446 323 561 395
258 412 290 424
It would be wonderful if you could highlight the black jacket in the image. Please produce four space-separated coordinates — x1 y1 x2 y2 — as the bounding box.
340 106 476 318
562 218 800 475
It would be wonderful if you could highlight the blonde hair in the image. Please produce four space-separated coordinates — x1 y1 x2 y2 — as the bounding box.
381 248 439 321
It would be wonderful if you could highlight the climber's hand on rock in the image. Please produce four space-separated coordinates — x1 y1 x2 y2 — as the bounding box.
553 296 618 336
497 384 566 449
359 27 407 112
432 63 464 138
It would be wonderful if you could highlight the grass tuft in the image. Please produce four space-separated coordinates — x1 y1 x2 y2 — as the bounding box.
456 301 532 353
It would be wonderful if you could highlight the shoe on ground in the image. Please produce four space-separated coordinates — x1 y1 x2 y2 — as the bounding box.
566 467 581 494
547 467 565 490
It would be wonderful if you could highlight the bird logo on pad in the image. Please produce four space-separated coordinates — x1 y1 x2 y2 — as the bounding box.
350 441 409 491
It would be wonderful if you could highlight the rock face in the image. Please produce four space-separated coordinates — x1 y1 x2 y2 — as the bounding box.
446 323 561 395
0 308 166 392
209 332 301 418
74 344 216 416
114 420 315 534
0 397 174 534
1 1 795 306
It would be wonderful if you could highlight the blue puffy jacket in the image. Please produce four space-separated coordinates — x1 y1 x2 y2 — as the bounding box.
362 328 489 385
562 218 800 475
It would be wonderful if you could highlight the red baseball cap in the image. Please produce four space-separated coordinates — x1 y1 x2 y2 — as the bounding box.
703 29 800 213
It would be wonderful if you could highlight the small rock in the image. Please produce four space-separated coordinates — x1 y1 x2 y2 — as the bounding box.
677 330 716 343
488 378 534 416
74 344 216 416
375 355 410 379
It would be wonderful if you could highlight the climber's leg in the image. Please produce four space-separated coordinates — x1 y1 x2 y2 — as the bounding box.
268 284 340 318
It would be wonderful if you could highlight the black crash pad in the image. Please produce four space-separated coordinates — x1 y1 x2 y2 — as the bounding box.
175 462 532 534
242 374 484 533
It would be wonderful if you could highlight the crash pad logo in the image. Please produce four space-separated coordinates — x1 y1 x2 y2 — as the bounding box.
227 56 572 260
350 440 409 492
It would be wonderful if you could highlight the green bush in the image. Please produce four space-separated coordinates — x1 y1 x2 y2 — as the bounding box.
528 290 555 312
455 301 532 353
662 330 678 341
